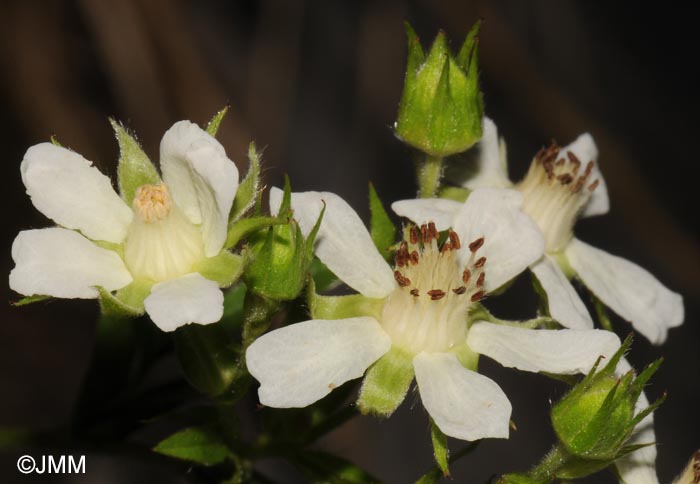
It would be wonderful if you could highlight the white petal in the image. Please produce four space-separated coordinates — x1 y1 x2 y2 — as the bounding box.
21 143 133 243
391 198 463 231
615 358 659 484
530 256 593 329
566 238 684 344
246 317 391 407
9 228 132 299
453 188 544 291
466 322 620 375
462 118 512 190
413 351 511 440
560 133 609 218
269 188 395 298
144 273 224 332
160 121 239 256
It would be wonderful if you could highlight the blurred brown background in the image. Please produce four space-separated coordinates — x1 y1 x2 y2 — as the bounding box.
1 1 698 483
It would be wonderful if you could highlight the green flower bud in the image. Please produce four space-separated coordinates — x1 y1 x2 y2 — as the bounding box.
551 336 664 462
244 178 322 301
395 22 483 157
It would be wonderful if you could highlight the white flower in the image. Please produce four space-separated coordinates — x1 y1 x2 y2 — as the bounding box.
10 120 242 331
246 187 620 441
395 118 684 344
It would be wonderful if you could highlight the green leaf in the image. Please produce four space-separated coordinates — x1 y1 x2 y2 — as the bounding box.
308 278 384 320
430 419 450 477
174 323 239 396
230 142 262 222
153 426 229 465
369 183 397 261
357 346 414 417
194 251 247 288
111 118 161 205
294 451 381 484
206 105 229 136
12 295 51 306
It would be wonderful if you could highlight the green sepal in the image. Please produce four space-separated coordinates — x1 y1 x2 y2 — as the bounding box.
115 279 153 312
194 250 247 288
456 20 481 71
98 287 144 317
308 277 384 320
369 182 397 261
230 142 262 222
153 426 230 465
225 215 285 250
293 451 381 484
12 295 51 306
205 105 229 137
174 322 239 396
245 177 322 301
357 346 414 417
430 418 450 477
437 185 470 202
309 258 339 293
110 118 161 205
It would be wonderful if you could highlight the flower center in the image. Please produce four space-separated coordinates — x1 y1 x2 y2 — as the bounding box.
124 183 204 281
380 222 487 354
517 143 599 252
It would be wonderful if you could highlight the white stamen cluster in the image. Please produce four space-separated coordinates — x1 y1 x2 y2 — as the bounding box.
518 143 600 252
380 222 487 354
124 183 204 281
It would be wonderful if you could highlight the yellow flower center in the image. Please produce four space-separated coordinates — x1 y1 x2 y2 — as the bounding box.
380 223 487 354
517 143 600 252
124 183 204 281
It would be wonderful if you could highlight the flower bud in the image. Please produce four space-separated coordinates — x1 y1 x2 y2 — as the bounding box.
244 178 323 301
395 22 483 157
551 336 664 462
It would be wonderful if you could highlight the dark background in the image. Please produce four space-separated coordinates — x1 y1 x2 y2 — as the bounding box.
1 1 698 483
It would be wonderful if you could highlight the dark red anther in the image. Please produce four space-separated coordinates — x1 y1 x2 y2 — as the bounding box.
420 224 428 243
583 160 594 177
428 289 446 300
462 269 471 284
588 179 600 191
557 173 573 185
410 251 420 265
428 222 439 240
470 290 486 302
476 272 485 287
410 227 420 244
453 286 467 295
469 237 485 253
449 231 461 250
474 257 487 268
394 271 411 287
410 288 419 297
440 242 452 254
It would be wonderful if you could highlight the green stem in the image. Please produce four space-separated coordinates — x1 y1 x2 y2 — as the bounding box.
418 154 444 198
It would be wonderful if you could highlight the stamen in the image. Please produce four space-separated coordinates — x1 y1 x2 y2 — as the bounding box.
588 179 600 192
410 288 420 297
449 231 461 250
394 271 411 287
469 237 485 253
462 269 471 284
410 251 420 265
428 289 446 301
453 286 466 295
474 257 487 268
428 222 439 240
476 272 485 287
557 174 573 185
470 290 486 302
410 227 420 244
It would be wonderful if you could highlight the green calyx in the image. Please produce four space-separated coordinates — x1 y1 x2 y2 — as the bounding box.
357 346 414 417
551 335 665 462
244 177 323 301
395 22 483 157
